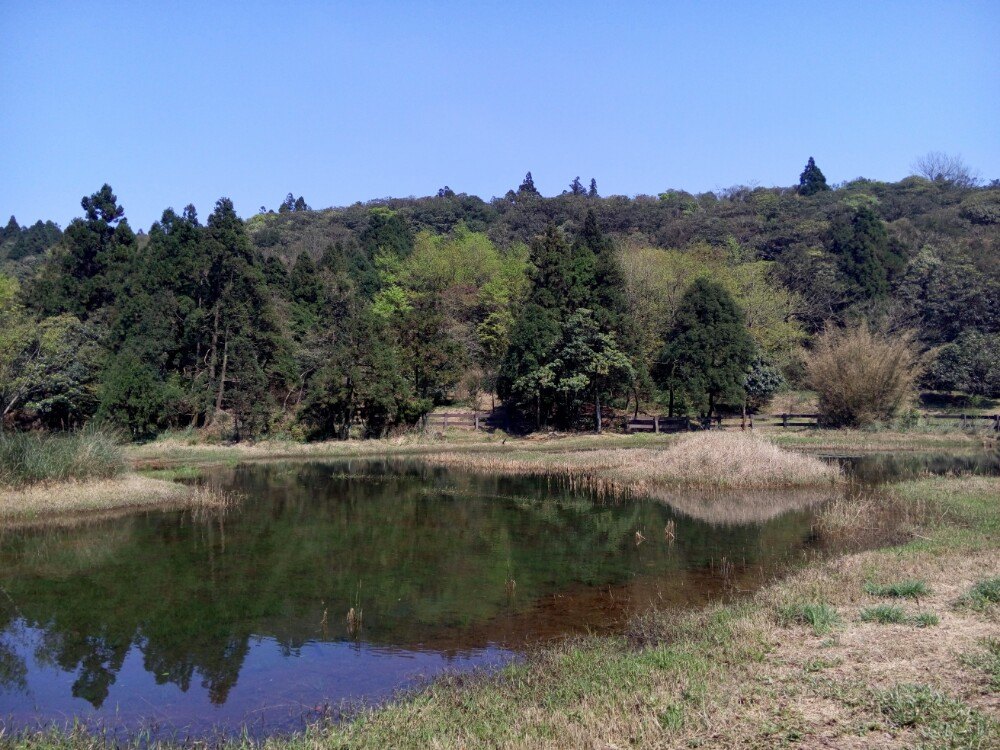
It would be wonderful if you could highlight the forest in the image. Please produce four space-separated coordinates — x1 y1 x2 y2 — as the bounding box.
2 155 998 441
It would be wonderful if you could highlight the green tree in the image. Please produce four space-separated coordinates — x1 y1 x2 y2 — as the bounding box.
657 279 755 418
828 203 899 302
798 157 831 196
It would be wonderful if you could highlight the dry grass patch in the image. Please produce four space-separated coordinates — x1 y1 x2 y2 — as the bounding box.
0 474 234 526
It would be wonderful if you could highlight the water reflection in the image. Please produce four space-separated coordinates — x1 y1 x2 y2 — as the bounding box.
1 460 823 736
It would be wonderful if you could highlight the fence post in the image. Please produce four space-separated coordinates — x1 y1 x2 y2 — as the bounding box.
782 413 788 429
443 413 448 430
994 414 999 433
474 411 479 431
654 415 659 434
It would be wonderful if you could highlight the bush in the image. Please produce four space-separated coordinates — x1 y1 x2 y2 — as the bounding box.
806 322 923 427
0 429 125 487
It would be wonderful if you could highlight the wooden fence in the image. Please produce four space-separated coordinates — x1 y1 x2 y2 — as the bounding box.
627 412 1000 433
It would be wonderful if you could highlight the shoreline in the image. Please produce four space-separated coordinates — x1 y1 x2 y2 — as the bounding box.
0 474 233 528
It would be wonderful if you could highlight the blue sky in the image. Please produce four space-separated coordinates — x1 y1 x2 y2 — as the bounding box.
2 1 998 230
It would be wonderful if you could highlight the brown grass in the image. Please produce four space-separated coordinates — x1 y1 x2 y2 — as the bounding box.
0 474 234 526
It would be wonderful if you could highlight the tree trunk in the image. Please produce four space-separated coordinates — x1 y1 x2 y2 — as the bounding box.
215 328 229 415
594 384 602 434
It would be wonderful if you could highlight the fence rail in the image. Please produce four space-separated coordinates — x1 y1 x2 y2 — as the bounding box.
627 412 1000 433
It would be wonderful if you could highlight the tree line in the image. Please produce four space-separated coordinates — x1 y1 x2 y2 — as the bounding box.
1 156 998 439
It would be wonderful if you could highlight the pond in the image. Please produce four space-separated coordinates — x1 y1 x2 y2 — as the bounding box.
0 453 987 739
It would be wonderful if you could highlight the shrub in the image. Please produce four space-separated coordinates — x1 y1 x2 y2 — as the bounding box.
806 322 923 427
0 429 125 487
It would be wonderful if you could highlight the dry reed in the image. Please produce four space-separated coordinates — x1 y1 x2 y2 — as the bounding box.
0 474 238 525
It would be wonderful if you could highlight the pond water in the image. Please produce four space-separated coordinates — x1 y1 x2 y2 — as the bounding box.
0 453 990 739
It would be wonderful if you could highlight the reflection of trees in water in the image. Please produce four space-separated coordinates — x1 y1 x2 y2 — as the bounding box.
841 453 999 484
0 462 816 709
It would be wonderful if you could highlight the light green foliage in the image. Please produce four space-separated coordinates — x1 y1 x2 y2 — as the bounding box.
0 280 102 427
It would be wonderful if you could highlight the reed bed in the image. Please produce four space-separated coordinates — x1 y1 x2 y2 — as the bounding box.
421 432 840 498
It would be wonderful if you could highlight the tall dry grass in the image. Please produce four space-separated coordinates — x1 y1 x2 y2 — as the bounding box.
806 322 923 428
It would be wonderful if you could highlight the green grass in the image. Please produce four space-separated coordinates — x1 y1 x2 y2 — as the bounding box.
777 602 841 635
912 612 940 628
860 604 908 624
960 638 1000 691
961 577 1000 611
864 579 929 599
0 429 125 487
875 683 999 749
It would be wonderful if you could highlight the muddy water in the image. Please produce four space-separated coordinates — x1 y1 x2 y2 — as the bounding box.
1 454 983 738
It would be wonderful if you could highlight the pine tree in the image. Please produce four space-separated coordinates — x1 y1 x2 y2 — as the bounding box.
798 157 831 196
569 176 585 195
518 171 540 195
588 178 598 198
829 203 894 301
657 279 755 418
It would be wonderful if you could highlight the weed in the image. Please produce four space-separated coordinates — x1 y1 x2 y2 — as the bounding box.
961 577 1000 611
876 683 998 749
912 612 940 628
864 579 929 600
860 604 908 624
960 638 1000 691
777 603 841 635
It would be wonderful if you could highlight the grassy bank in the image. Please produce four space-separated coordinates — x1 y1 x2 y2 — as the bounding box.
126 425 986 470
7 475 997 748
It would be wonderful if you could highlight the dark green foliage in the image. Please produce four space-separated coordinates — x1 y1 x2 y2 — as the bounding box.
569 176 585 196
588 178 598 198
657 279 756 417
97 353 178 439
828 203 900 301
27 184 135 317
798 156 830 196
924 331 1000 397
518 171 539 196
360 207 413 259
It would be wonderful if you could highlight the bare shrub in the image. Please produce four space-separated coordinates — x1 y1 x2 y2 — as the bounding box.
806 322 923 428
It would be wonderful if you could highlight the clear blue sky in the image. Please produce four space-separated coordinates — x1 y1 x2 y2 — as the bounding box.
2 1 998 230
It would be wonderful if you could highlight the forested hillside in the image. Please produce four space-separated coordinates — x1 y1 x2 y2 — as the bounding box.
3 157 998 440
